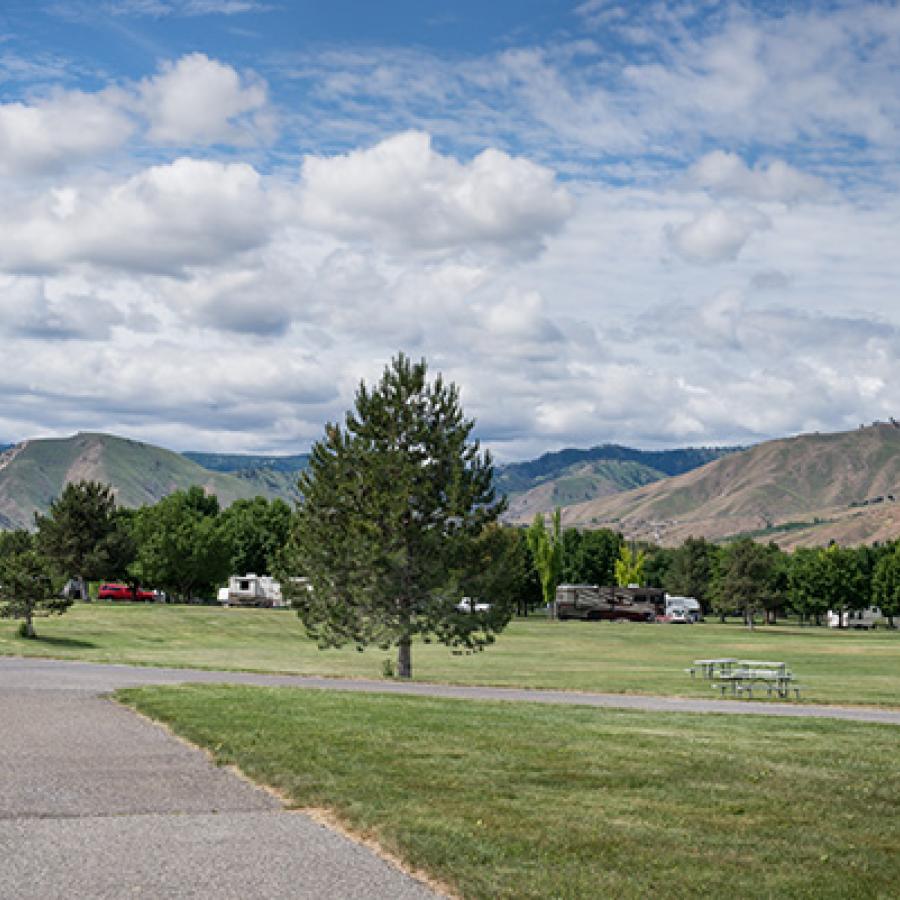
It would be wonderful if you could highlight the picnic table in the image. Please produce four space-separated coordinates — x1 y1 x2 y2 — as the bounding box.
689 658 739 679
714 664 799 699
688 658 801 699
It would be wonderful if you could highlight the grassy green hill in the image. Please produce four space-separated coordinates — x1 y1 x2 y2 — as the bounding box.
499 445 738 521
182 451 309 475
0 433 297 530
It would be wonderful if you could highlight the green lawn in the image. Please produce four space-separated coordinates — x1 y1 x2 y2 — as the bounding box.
4 603 900 707
118 685 900 900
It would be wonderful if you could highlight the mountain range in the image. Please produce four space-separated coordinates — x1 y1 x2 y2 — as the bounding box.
539 423 900 549
2 425 900 548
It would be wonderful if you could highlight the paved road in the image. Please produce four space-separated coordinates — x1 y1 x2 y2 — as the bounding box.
0 662 441 899
2 656 899 724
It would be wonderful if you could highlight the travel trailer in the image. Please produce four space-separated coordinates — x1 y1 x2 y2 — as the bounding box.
218 574 286 608
827 606 884 629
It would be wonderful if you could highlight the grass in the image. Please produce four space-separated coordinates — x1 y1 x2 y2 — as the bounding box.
3 604 899 707
118 684 900 899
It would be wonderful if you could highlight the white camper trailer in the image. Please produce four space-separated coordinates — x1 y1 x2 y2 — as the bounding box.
219 574 286 608
665 594 702 623
827 606 884 629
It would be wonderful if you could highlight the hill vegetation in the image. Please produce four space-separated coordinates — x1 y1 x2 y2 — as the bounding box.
555 423 900 547
0 433 297 530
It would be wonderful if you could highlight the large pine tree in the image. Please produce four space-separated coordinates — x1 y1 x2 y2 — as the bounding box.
290 353 509 678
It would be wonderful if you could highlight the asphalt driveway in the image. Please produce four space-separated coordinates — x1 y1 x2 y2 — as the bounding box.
0 666 441 899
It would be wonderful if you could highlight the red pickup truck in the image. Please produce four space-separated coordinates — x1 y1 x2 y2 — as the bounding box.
98 583 156 602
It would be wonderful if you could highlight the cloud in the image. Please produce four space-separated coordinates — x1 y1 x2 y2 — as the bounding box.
0 277 123 340
666 206 769 264
2 158 272 274
687 151 828 203
299 131 574 258
139 53 273 145
0 89 133 175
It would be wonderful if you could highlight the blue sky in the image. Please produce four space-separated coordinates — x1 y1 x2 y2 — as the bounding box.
2 1 900 457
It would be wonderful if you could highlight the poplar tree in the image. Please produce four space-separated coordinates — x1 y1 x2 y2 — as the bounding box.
290 353 508 678
527 507 563 608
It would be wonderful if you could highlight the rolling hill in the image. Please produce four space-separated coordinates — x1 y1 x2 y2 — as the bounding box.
549 423 900 548
0 433 299 530
498 445 737 520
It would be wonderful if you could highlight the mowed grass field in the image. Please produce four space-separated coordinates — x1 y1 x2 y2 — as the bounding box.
118 685 900 899
4 604 899 707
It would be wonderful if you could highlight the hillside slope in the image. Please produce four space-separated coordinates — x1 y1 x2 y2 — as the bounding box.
555 424 900 547
0 433 295 530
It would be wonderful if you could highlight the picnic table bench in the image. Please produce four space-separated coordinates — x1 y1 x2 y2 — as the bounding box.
711 667 801 699
688 658 801 699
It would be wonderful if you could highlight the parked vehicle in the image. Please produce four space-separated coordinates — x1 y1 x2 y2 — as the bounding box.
665 594 702 623
554 584 662 622
827 606 884 629
456 597 491 613
219 573 286 608
98 582 156 602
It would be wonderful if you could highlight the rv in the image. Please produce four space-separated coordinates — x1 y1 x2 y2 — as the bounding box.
218 574 286 608
665 594 702 623
554 584 662 622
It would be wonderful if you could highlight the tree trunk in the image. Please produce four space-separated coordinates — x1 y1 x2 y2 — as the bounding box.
397 635 412 679
24 612 35 638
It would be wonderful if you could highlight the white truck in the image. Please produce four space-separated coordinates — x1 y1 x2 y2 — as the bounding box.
665 594 702 623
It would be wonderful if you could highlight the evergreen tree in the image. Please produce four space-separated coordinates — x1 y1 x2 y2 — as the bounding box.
35 480 121 599
289 353 508 679
667 536 718 611
0 545 70 638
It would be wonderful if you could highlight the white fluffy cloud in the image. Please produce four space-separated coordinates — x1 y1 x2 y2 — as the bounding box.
666 206 770 265
0 89 133 175
299 131 574 257
139 53 273 145
1 158 272 274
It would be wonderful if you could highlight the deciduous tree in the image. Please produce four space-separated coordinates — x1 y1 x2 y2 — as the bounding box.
527 508 563 609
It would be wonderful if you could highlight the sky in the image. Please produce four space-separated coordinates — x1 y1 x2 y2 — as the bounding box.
2 1 900 460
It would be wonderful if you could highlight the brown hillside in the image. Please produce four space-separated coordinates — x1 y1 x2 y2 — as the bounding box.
552 423 900 547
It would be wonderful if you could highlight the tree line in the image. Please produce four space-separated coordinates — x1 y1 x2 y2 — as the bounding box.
3 353 898 659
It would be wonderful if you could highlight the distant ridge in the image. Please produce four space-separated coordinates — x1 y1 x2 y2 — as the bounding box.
551 423 900 548
0 433 299 531
496 444 738 520
183 451 309 475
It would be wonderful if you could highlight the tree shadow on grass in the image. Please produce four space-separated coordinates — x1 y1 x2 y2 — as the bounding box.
24 635 97 649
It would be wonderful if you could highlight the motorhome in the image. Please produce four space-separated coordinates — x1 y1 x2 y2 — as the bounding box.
554 584 662 621
218 574 286 608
